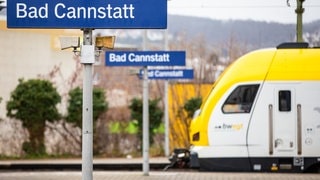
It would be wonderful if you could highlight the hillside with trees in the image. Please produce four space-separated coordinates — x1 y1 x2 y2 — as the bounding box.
168 15 320 49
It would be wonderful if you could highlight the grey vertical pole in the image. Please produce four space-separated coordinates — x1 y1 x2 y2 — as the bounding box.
142 66 149 175
164 29 170 157
164 80 169 157
142 30 149 176
82 28 93 180
295 0 305 42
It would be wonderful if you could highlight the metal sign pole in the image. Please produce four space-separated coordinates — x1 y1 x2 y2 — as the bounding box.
164 80 169 157
142 66 149 176
81 28 94 180
164 29 170 157
142 30 150 176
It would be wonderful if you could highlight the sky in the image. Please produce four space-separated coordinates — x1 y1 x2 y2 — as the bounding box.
168 0 320 24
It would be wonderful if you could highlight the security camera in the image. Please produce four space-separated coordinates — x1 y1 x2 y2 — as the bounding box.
59 36 80 50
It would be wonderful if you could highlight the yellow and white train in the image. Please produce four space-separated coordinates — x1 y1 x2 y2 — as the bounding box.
189 42 320 172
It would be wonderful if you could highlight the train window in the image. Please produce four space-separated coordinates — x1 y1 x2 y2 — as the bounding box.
278 90 291 112
222 84 260 113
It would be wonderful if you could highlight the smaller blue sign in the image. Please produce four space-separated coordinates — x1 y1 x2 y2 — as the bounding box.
105 51 186 66
139 69 194 79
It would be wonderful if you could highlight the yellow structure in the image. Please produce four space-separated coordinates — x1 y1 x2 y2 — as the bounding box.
168 83 212 151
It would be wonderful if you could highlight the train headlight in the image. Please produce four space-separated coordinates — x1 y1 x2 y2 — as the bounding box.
192 132 200 141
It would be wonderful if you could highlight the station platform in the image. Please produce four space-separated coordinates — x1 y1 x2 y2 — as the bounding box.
0 170 319 180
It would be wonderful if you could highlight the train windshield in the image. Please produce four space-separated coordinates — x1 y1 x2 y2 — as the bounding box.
222 84 260 113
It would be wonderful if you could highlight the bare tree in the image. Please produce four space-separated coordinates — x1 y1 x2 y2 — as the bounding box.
38 55 83 155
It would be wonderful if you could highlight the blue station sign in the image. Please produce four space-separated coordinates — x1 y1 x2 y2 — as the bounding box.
139 69 194 79
7 0 167 29
105 51 186 66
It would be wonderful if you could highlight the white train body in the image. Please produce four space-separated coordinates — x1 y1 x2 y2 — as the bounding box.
189 43 320 172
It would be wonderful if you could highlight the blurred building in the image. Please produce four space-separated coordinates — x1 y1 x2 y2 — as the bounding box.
0 19 83 155
0 20 82 116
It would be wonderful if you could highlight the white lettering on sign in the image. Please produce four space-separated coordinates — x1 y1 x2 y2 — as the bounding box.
16 3 135 19
107 52 175 65
54 3 135 19
154 70 183 77
17 3 48 18
128 53 170 62
109 53 126 62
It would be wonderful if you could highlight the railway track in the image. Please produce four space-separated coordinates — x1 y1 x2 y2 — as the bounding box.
0 162 172 171
0 157 178 171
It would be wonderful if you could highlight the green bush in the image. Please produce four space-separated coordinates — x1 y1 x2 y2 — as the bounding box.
7 79 61 157
129 98 163 145
184 97 202 118
65 87 108 128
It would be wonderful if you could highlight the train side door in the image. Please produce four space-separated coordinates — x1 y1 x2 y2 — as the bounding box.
271 88 296 154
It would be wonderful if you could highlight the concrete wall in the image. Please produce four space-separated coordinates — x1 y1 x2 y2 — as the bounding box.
0 20 82 156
